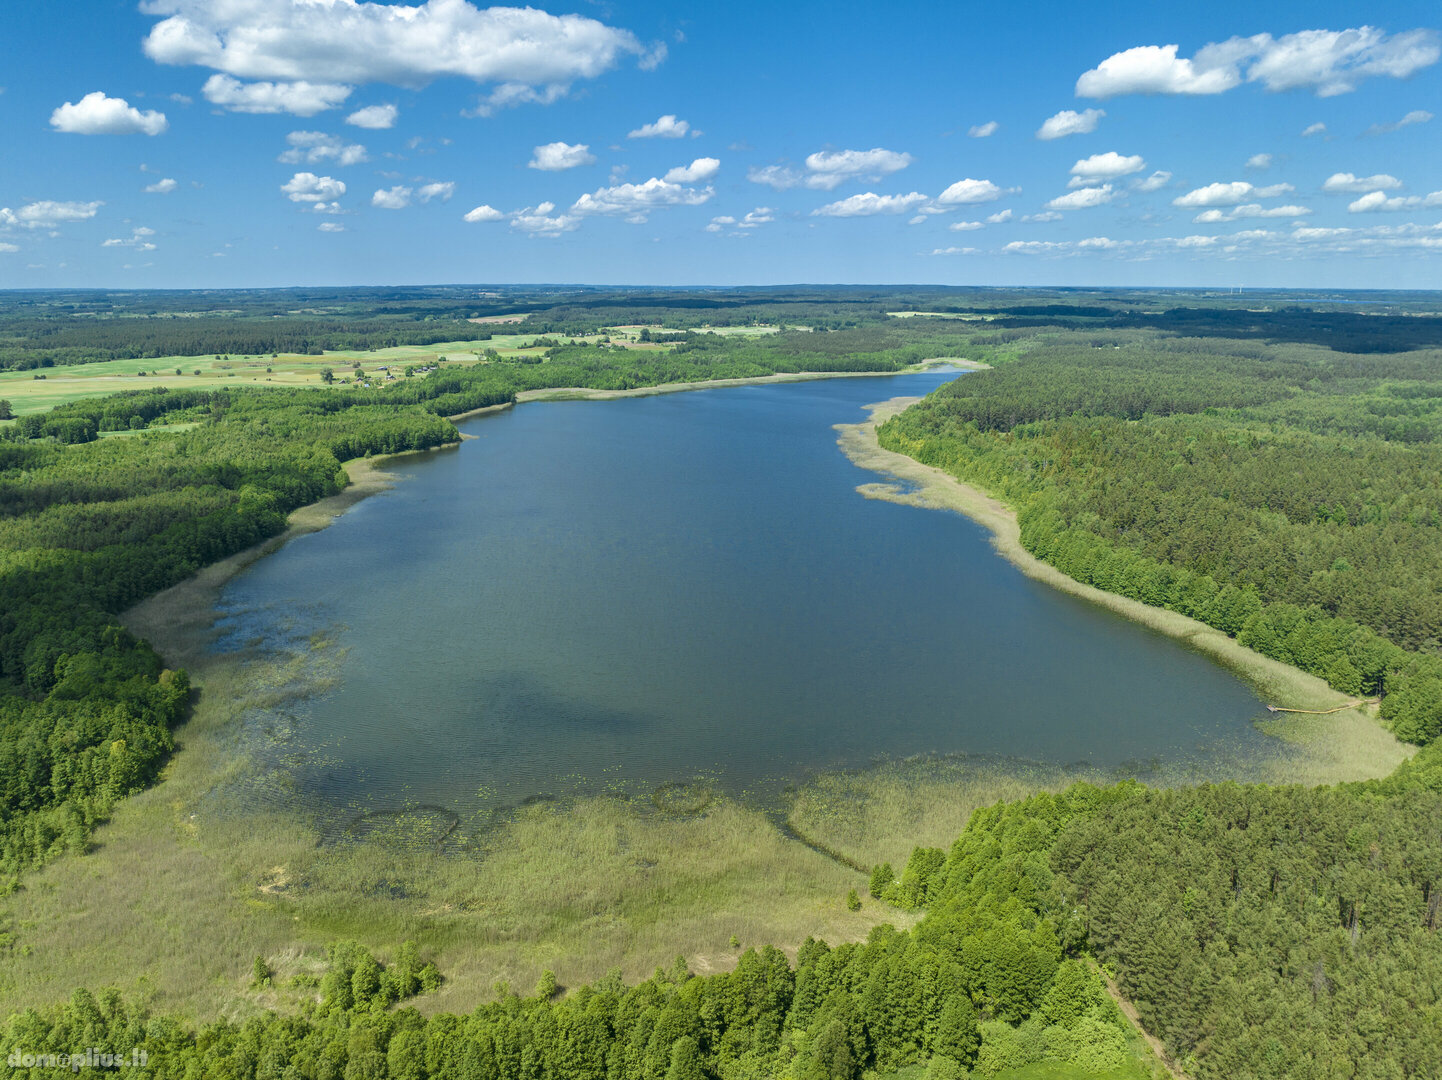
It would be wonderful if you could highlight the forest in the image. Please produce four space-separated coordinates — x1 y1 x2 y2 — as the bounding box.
3 287 1442 1077
880 332 1442 744
7 284 1441 370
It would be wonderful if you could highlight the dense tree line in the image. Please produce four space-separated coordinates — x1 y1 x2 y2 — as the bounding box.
0 317 493 371
523 333 928 387
880 335 1442 743
983 306 1442 354
8 744 1440 1078
1052 775 1442 1078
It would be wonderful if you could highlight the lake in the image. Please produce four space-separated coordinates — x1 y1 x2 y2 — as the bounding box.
215 370 1278 819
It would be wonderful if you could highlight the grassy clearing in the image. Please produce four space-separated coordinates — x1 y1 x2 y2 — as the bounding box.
604 324 785 340
885 1053 1159 1080
0 334 614 414
836 397 1413 784
887 311 996 321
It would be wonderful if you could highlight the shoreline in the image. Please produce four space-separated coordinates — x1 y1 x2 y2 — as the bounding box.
509 362 979 405
123 445 456 665
444 365 975 423
124 367 951 660
125 374 1413 781
836 395 1412 772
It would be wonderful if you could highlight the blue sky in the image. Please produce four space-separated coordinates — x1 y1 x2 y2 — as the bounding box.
2 0 1440 289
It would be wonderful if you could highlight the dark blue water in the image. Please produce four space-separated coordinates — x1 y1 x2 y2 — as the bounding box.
216 371 1275 813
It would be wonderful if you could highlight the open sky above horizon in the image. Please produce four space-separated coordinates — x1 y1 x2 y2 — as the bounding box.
2 0 1441 290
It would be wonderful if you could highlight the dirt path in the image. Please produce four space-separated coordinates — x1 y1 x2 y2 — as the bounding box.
1098 968 1191 1080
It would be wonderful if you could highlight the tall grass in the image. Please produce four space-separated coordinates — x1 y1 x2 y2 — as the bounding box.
1 581 886 1019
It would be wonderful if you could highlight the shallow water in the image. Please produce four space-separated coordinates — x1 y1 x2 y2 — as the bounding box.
215 371 1277 817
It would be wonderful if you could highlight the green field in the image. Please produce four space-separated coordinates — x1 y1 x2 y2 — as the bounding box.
0 334 613 415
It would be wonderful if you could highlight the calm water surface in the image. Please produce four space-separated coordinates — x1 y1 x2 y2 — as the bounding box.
216 371 1275 815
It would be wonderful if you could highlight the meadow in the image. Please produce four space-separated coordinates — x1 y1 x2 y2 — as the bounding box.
0 336 563 416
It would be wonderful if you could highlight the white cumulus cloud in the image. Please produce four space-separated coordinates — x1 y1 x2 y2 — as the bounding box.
282 172 345 202
1322 172 1403 192
1047 185 1115 210
510 202 580 236
1246 153 1273 169
50 92 168 135
628 114 689 138
1077 27 1440 99
346 103 398 129
1134 170 1172 192
571 176 714 220
1070 152 1146 181
1002 240 1067 254
811 192 929 217
204 74 351 115
1301 122 1328 136
417 181 454 203
144 178 179 194
968 121 999 138
463 204 505 222
144 0 659 115
936 178 1008 205
279 131 368 166
986 209 1014 224
749 149 913 191
1172 181 1292 207
0 200 105 228
317 221 345 232
529 142 596 171
664 157 721 183
372 185 412 209
803 148 913 189
1036 108 1104 139
1347 189 1442 212
1076 43 1251 97
1193 204 1311 222
949 220 985 231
